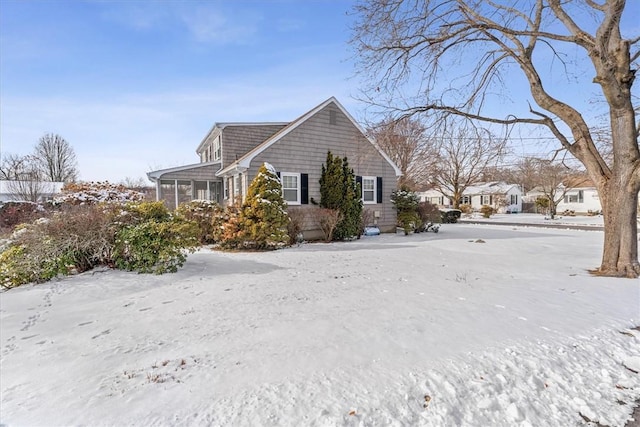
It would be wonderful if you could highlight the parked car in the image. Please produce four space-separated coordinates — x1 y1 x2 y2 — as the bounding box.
440 208 462 223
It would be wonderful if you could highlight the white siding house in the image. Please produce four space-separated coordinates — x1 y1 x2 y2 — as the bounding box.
417 182 523 213
0 180 64 203
525 185 603 214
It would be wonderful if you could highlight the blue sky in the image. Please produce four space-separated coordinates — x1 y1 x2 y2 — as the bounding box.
1 1 638 183
1 0 360 182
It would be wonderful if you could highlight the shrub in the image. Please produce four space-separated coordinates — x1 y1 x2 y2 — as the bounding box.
212 203 241 247
0 201 201 288
359 209 375 236
217 164 289 250
113 217 199 274
391 187 420 235
0 202 47 233
459 204 473 214
440 209 462 223
312 208 343 242
176 200 222 244
480 205 495 218
417 202 441 230
319 152 362 240
53 181 144 205
0 206 115 288
286 208 307 245
0 245 38 289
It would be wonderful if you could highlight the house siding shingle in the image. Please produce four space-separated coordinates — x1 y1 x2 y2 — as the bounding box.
249 103 398 233
221 125 287 167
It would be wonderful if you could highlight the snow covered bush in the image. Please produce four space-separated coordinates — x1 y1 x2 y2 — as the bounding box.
391 187 420 235
0 201 201 288
175 200 222 244
0 205 114 288
218 163 289 250
53 181 144 205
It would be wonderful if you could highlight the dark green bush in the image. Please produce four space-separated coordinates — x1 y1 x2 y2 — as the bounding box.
440 209 462 223
391 187 420 235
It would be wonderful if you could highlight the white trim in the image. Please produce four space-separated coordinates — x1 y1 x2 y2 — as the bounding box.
280 172 301 205
146 161 221 181
362 176 376 204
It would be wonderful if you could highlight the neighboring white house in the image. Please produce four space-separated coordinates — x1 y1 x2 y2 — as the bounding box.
0 180 64 203
524 184 602 214
417 182 523 213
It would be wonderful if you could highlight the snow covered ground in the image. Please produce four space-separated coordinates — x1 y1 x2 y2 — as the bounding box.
460 212 605 228
1 223 639 426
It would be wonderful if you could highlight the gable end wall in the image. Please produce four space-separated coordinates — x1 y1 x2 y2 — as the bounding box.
248 103 398 233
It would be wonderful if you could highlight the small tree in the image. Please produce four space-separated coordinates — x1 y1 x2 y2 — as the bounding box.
391 187 420 235
367 116 436 189
235 163 290 249
319 151 363 240
431 123 507 209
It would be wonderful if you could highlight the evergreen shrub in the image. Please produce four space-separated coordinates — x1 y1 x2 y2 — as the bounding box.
319 152 362 240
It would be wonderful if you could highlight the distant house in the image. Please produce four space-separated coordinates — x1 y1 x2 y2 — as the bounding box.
147 97 402 237
417 182 523 213
524 177 603 214
0 180 64 203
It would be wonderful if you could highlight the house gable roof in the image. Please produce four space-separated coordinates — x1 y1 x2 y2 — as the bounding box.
217 97 402 177
196 122 289 154
463 182 520 195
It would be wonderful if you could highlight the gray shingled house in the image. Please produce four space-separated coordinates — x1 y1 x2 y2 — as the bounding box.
147 97 401 236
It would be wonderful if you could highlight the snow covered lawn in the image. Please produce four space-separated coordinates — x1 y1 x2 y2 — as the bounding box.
1 224 639 426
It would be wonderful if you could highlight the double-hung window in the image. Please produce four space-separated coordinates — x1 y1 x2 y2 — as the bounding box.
362 176 376 204
213 138 221 161
281 172 301 205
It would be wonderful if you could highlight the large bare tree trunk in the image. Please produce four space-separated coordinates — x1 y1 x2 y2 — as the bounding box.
600 184 639 277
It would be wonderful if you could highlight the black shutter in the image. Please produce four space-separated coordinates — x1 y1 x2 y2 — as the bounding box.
276 171 281 179
376 177 383 203
356 175 362 195
301 173 309 204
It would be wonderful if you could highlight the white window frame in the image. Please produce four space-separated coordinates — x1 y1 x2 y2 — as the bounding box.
362 176 376 204
213 137 221 161
281 172 301 205
481 195 491 205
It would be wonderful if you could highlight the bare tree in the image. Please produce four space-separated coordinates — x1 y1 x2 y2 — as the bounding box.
34 133 78 183
527 158 585 218
0 154 33 180
367 116 437 189
3 156 54 202
352 0 639 277
431 123 507 208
